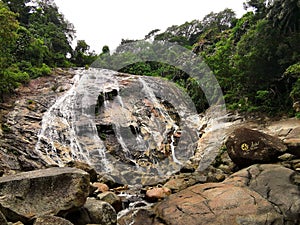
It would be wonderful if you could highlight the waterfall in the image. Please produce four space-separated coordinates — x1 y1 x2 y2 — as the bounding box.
35 68 219 185
35 69 120 172
139 77 182 164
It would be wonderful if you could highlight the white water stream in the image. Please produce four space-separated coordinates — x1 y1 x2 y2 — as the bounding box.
35 68 229 184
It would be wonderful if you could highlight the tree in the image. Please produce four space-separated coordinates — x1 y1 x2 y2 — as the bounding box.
101 45 110 55
0 1 29 99
71 40 97 67
1 0 31 25
0 1 19 69
28 0 75 66
267 0 300 33
243 0 270 17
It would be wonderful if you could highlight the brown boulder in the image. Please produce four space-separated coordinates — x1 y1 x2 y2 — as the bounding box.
225 127 287 167
145 187 171 202
225 164 300 224
155 182 283 225
0 167 90 223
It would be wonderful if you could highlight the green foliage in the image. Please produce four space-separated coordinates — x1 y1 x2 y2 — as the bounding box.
290 78 300 101
71 40 97 67
0 0 76 100
284 62 300 78
0 66 30 97
0 1 19 69
267 0 300 34
0 0 299 118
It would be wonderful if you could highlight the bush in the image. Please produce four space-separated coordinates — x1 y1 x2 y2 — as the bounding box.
0 67 30 96
29 63 52 79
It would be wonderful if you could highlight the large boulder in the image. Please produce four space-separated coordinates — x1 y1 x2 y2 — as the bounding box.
225 127 287 167
155 182 283 225
225 164 300 224
154 163 300 225
66 198 117 225
0 167 90 223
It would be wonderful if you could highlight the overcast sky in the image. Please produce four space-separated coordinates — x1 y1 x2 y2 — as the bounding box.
54 0 247 53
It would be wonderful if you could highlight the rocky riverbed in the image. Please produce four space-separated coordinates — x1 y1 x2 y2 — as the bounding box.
0 68 299 225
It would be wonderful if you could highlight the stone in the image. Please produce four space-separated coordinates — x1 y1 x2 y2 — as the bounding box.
163 173 204 193
66 198 117 225
8 222 24 225
145 187 171 202
66 161 98 182
97 192 122 212
155 182 283 225
225 164 300 224
92 182 109 193
0 167 90 223
225 127 287 168
84 198 117 225
284 127 300 157
34 216 74 225
118 208 161 225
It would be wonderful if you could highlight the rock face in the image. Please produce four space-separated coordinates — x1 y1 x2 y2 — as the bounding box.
0 69 76 174
155 182 283 225
0 167 90 223
225 164 300 224
225 127 287 167
154 164 300 225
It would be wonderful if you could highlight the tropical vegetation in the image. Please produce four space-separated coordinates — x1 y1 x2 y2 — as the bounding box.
0 0 299 116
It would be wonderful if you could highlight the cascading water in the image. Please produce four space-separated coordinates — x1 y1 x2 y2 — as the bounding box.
35 68 227 185
35 69 121 172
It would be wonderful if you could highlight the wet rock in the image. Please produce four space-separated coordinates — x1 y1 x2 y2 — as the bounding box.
155 182 283 225
225 127 287 168
33 215 74 225
145 187 171 202
66 161 98 182
118 208 163 225
0 167 90 223
225 164 300 224
97 192 122 212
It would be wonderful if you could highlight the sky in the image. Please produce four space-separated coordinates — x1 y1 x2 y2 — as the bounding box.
54 0 247 53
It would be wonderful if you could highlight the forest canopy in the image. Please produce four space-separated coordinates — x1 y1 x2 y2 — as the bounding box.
0 0 299 116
